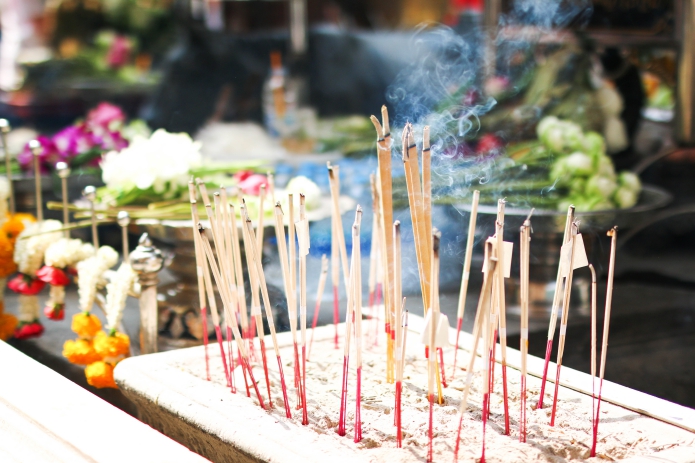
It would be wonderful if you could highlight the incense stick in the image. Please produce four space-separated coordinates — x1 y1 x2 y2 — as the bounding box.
453 190 480 378
368 174 380 344
331 208 340 349
589 262 597 444
198 225 266 409
353 207 363 443
297 194 310 425
519 214 532 442
188 181 210 381
0 120 14 215
243 214 292 418
393 221 403 445
495 200 511 435
370 108 396 382
427 230 441 463
538 205 575 409
308 254 329 359
550 222 579 426
397 303 408 448
591 227 618 457
288 194 302 409
454 239 496 461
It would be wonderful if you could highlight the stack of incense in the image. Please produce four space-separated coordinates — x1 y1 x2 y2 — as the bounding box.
591 227 618 456
370 107 396 382
454 238 498 462
538 205 575 408
452 190 480 378
519 211 533 442
327 164 350 352
338 206 362 437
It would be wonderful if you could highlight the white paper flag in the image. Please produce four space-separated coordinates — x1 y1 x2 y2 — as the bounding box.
560 234 589 277
482 238 514 278
420 310 451 348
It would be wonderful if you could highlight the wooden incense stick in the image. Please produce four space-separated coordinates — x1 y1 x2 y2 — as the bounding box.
331 207 340 349
397 303 408 448
353 207 364 443
538 205 575 409
519 212 532 442
28 141 43 222
338 207 360 436
327 164 350 351
368 174 380 343
591 227 618 457
198 225 266 409
197 181 233 390
495 200 511 435
453 190 480 378
240 203 272 407
393 221 402 444
549 222 579 426
297 194 310 425
308 254 329 359
454 239 496 461
427 230 441 463
589 262 597 441
370 107 396 382
243 215 292 418
0 120 14 215
273 202 301 409
219 188 240 390
188 182 210 381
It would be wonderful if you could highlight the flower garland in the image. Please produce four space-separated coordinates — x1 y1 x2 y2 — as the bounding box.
65 259 135 389
39 238 95 320
9 219 60 339
0 213 34 340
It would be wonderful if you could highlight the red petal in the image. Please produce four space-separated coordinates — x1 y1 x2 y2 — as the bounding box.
37 266 70 286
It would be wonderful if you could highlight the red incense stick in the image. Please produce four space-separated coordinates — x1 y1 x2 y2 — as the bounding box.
352 208 364 442
519 215 532 442
538 205 575 409
297 194 310 425
591 227 617 457
426 231 441 463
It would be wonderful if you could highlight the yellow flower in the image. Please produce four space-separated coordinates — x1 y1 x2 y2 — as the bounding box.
0 231 16 278
93 330 130 359
71 312 102 339
63 338 102 365
85 361 117 389
0 312 17 341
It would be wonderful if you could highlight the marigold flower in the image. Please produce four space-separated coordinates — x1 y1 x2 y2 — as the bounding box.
63 338 101 365
71 312 102 339
0 312 17 341
93 330 130 359
0 231 16 278
85 361 117 389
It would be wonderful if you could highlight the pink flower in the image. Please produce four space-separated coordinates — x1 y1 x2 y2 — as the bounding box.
106 35 131 69
97 131 129 152
237 174 267 196
18 136 63 173
53 124 97 157
86 102 125 134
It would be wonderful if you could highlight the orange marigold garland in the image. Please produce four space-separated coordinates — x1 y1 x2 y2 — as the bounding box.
62 338 101 365
85 361 117 389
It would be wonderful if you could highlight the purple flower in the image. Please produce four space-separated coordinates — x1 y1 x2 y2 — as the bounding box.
98 130 129 152
52 124 97 157
86 102 125 134
18 137 63 173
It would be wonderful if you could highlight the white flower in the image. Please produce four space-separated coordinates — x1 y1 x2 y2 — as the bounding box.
44 238 96 268
76 245 118 312
14 220 63 276
18 294 39 322
285 176 322 210
104 263 137 331
101 129 202 193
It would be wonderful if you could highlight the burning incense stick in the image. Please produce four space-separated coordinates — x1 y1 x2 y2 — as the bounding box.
427 230 441 463
327 164 350 351
0 120 14 215
243 215 292 418
591 227 618 457
370 108 396 382
308 254 329 359
550 222 579 426
353 207 364 443
240 203 272 407
338 207 361 437
273 202 301 408
188 182 210 381
538 205 575 409
453 190 480 378
454 239 496 461
519 212 532 443
495 200 511 435
297 194 310 425
198 225 266 409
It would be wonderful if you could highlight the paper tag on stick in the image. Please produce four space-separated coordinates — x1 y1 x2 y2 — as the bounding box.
294 219 311 256
560 234 588 277
482 239 514 278
419 311 451 348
